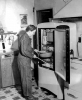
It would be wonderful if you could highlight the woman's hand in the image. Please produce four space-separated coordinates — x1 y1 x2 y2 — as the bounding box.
33 54 37 58
34 49 39 53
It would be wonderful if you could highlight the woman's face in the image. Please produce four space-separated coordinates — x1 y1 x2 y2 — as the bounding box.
31 30 36 35
27 30 36 37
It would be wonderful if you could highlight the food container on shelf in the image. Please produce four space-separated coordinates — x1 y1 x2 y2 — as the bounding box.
39 51 52 58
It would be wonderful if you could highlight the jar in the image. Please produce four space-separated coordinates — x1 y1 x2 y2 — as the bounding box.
43 30 47 45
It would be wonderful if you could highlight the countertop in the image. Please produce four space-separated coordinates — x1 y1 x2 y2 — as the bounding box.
0 49 19 58
71 58 82 64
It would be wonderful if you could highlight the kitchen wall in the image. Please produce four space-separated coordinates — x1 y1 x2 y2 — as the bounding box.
0 0 72 32
34 0 55 15
54 0 71 15
0 0 34 32
34 0 71 16
76 21 82 57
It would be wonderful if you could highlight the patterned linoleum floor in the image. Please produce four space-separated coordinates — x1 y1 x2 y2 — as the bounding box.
31 77 58 100
0 77 58 100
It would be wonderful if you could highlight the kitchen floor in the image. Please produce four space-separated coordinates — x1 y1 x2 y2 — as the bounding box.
0 73 59 100
31 77 58 100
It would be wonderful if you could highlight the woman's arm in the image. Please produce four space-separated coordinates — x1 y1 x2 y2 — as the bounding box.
20 34 34 58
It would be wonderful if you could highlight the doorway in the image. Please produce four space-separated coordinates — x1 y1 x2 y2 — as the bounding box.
34 8 53 48
36 8 53 24
33 8 53 49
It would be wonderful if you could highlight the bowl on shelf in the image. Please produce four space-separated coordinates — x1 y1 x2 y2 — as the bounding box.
39 51 52 58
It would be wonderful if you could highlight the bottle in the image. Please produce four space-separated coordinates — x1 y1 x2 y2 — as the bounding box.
70 49 74 59
43 30 47 45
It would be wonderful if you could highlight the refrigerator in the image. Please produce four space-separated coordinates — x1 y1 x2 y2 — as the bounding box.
36 22 77 99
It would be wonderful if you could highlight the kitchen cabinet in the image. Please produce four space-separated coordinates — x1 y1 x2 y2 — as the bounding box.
1 56 14 87
69 59 82 91
34 0 55 11
0 54 21 88
54 0 72 15
64 59 82 100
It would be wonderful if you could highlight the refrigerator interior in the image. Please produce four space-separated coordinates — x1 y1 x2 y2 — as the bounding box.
38 28 54 69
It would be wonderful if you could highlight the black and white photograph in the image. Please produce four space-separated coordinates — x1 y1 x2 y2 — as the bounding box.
0 0 82 100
